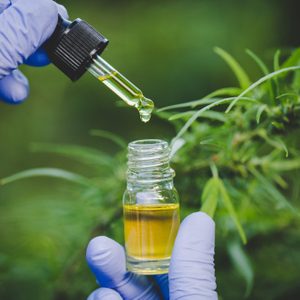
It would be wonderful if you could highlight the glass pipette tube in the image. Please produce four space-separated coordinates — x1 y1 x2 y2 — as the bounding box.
88 55 154 123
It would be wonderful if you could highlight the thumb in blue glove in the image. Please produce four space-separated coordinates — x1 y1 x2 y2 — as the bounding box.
86 212 218 300
0 0 68 104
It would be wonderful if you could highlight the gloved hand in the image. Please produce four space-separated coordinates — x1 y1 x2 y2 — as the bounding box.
86 212 217 300
0 0 68 104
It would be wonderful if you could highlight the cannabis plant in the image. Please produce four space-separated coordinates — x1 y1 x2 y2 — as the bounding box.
1 48 300 299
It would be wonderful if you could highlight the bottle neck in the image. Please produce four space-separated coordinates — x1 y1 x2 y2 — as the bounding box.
127 139 175 189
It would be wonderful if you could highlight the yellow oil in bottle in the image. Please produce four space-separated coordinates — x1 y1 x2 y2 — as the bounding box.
123 203 180 262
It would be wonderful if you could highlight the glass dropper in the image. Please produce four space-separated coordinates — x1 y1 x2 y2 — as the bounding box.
88 55 154 123
44 16 154 123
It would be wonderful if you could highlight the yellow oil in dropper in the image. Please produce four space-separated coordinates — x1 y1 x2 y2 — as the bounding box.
88 55 154 123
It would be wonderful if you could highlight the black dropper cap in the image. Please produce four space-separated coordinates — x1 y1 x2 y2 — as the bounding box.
43 15 109 81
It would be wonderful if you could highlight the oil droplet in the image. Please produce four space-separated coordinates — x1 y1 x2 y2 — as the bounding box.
90 55 155 122
137 96 154 123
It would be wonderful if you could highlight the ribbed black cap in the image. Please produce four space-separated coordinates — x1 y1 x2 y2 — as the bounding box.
44 16 109 81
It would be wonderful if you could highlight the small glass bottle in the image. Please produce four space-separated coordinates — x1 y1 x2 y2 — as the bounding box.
123 139 180 275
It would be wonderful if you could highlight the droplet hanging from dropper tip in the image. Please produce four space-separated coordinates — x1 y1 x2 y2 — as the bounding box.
137 96 154 123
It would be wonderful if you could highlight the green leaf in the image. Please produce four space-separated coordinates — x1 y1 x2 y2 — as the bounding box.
170 138 185 158
273 49 281 71
269 159 300 171
246 49 269 75
256 104 267 124
275 138 289 158
214 47 251 89
172 96 257 143
201 178 219 218
202 87 243 102
169 110 226 122
276 92 299 100
227 240 254 297
0 168 93 187
246 49 275 100
226 66 300 112
30 143 113 167
282 48 300 68
250 167 298 214
90 129 127 148
292 70 300 90
157 87 242 112
273 50 281 97
257 131 289 157
218 179 247 244
210 161 219 179
157 98 216 112
273 175 288 189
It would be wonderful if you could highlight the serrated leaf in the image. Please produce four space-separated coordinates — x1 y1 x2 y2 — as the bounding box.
0 168 93 187
214 47 251 90
227 240 253 297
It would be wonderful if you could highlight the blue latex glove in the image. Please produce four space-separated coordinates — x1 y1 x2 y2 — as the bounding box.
0 0 68 104
86 212 217 300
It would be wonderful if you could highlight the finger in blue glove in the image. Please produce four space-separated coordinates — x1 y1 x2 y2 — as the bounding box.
86 236 162 300
0 0 68 103
0 69 28 104
86 212 217 300
87 287 122 300
169 212 217 300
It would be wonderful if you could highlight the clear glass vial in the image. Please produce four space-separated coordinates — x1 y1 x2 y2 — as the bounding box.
123 139 180 275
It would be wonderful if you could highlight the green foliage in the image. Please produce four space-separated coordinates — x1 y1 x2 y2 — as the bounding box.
214 47 251 89
227 240 253 297
2 47 300 299
201 166 246 244
157 47 300 297
201 177 219 218
0 168 92 187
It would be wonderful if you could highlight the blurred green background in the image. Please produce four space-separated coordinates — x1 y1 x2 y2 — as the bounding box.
1 0 300 299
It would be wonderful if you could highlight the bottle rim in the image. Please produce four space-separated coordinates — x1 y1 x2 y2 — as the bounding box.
127 139 174 183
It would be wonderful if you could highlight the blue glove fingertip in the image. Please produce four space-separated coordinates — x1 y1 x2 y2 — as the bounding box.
169 211 217 300
86 236 161 300
86 236 126 285
25 48 51 67
0 70 29 104
87 288 122 300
